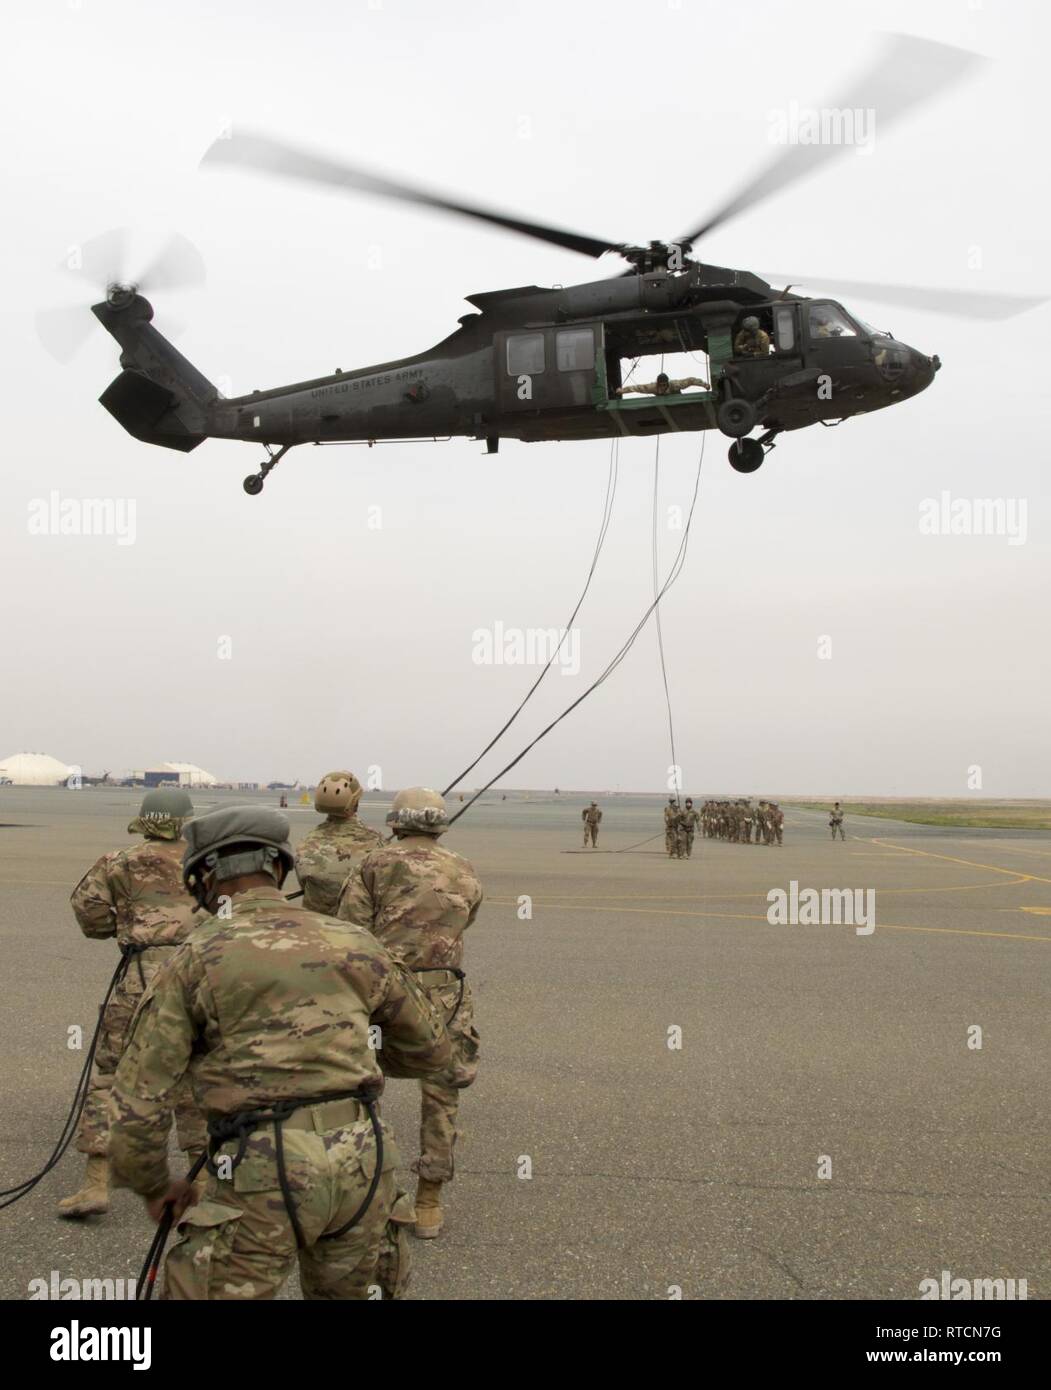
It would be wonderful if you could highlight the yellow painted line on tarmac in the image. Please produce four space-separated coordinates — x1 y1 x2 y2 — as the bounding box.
487 898 1051 942
869 837 1051 886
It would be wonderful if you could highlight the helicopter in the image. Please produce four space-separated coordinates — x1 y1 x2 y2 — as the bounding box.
80 34 1042 495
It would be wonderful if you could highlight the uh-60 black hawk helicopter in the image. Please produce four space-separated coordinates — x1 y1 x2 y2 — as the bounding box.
81 35 1042 495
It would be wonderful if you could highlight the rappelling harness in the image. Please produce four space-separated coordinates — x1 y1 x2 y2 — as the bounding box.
137 1086 384 1300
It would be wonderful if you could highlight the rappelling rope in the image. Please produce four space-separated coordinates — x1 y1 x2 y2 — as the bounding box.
651 431 680 806
446 433 706 827
442 437 620 796
0 949 134 1210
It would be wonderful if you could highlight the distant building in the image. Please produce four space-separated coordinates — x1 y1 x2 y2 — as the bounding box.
0 751 75 786
132 761 218 788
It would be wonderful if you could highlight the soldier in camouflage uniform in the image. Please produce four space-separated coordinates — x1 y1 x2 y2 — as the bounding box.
681 798 700 858
664 797 682 857
294 770 384 915
771 802 785 845
338 787 481 1240
830 802 846 841
733 315 772 357
581 800 602 848
58 788 207 1219
109 806 450 1300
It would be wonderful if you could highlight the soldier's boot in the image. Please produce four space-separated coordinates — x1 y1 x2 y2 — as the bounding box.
57 1156 110 1218
414 1178 444 1239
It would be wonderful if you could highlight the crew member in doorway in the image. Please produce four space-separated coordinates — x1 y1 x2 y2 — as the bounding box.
615 371 708 397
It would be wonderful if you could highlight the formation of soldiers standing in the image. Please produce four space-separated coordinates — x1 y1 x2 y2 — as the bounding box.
579 796 787 857
58 770 481 1301
660 797 785 855
702 799 784 845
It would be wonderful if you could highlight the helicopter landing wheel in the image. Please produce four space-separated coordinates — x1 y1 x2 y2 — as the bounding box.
728 438 764 473
717 397 756 438
242 443 294 496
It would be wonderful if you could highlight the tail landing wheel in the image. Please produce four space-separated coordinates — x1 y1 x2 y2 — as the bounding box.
242 442 294 496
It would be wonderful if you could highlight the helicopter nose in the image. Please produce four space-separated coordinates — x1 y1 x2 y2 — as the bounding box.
907 346 940 394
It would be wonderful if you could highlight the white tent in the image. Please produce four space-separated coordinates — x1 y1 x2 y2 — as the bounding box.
0 751 74 785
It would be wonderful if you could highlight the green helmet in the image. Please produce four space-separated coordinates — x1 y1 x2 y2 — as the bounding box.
742 315 760 332
141 788 194 819
128 786 194 840
386 787 448 836
182 806 294 906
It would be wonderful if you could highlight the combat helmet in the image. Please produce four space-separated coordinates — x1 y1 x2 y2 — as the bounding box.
386 787 448 836
128 786 194 840
315 770 363 819
742 315 760 331
183 806 295 907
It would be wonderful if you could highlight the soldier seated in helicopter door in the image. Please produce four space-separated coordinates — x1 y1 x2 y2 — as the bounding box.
732 314 773 357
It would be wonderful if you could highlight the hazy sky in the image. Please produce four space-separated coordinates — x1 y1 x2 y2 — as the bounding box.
2 0 1048 796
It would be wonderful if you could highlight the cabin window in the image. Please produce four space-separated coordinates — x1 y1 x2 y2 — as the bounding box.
556 327 595 372
507 332 546 375
773 306 796 353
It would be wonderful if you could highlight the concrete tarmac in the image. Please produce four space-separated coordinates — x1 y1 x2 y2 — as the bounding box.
1 787 1048 1300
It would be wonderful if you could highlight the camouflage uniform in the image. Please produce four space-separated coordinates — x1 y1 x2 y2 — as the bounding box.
294 816 384 916
830 805 846 841
733 326 772 357
581 802 602 847
664 801 682 857
772 804 784 846
70 814 206 1159
109 881 449 1300
338 834 482 1186
681 801 700 858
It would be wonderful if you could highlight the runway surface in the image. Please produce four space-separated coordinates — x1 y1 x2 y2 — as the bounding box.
1 787 1048 1300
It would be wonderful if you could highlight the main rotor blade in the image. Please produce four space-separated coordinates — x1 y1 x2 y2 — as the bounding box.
201 130 617 259
762 273 1047 321
135 233 207 294
680 33 984 246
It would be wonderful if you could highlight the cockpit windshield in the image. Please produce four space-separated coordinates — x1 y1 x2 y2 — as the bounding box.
808 303 858 339
853 316 890 338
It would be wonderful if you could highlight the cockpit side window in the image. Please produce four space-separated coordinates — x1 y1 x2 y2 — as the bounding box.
809 304 857 340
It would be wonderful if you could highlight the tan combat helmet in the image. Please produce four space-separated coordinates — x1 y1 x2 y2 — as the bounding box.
386 786 448 836
314 770 363 819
